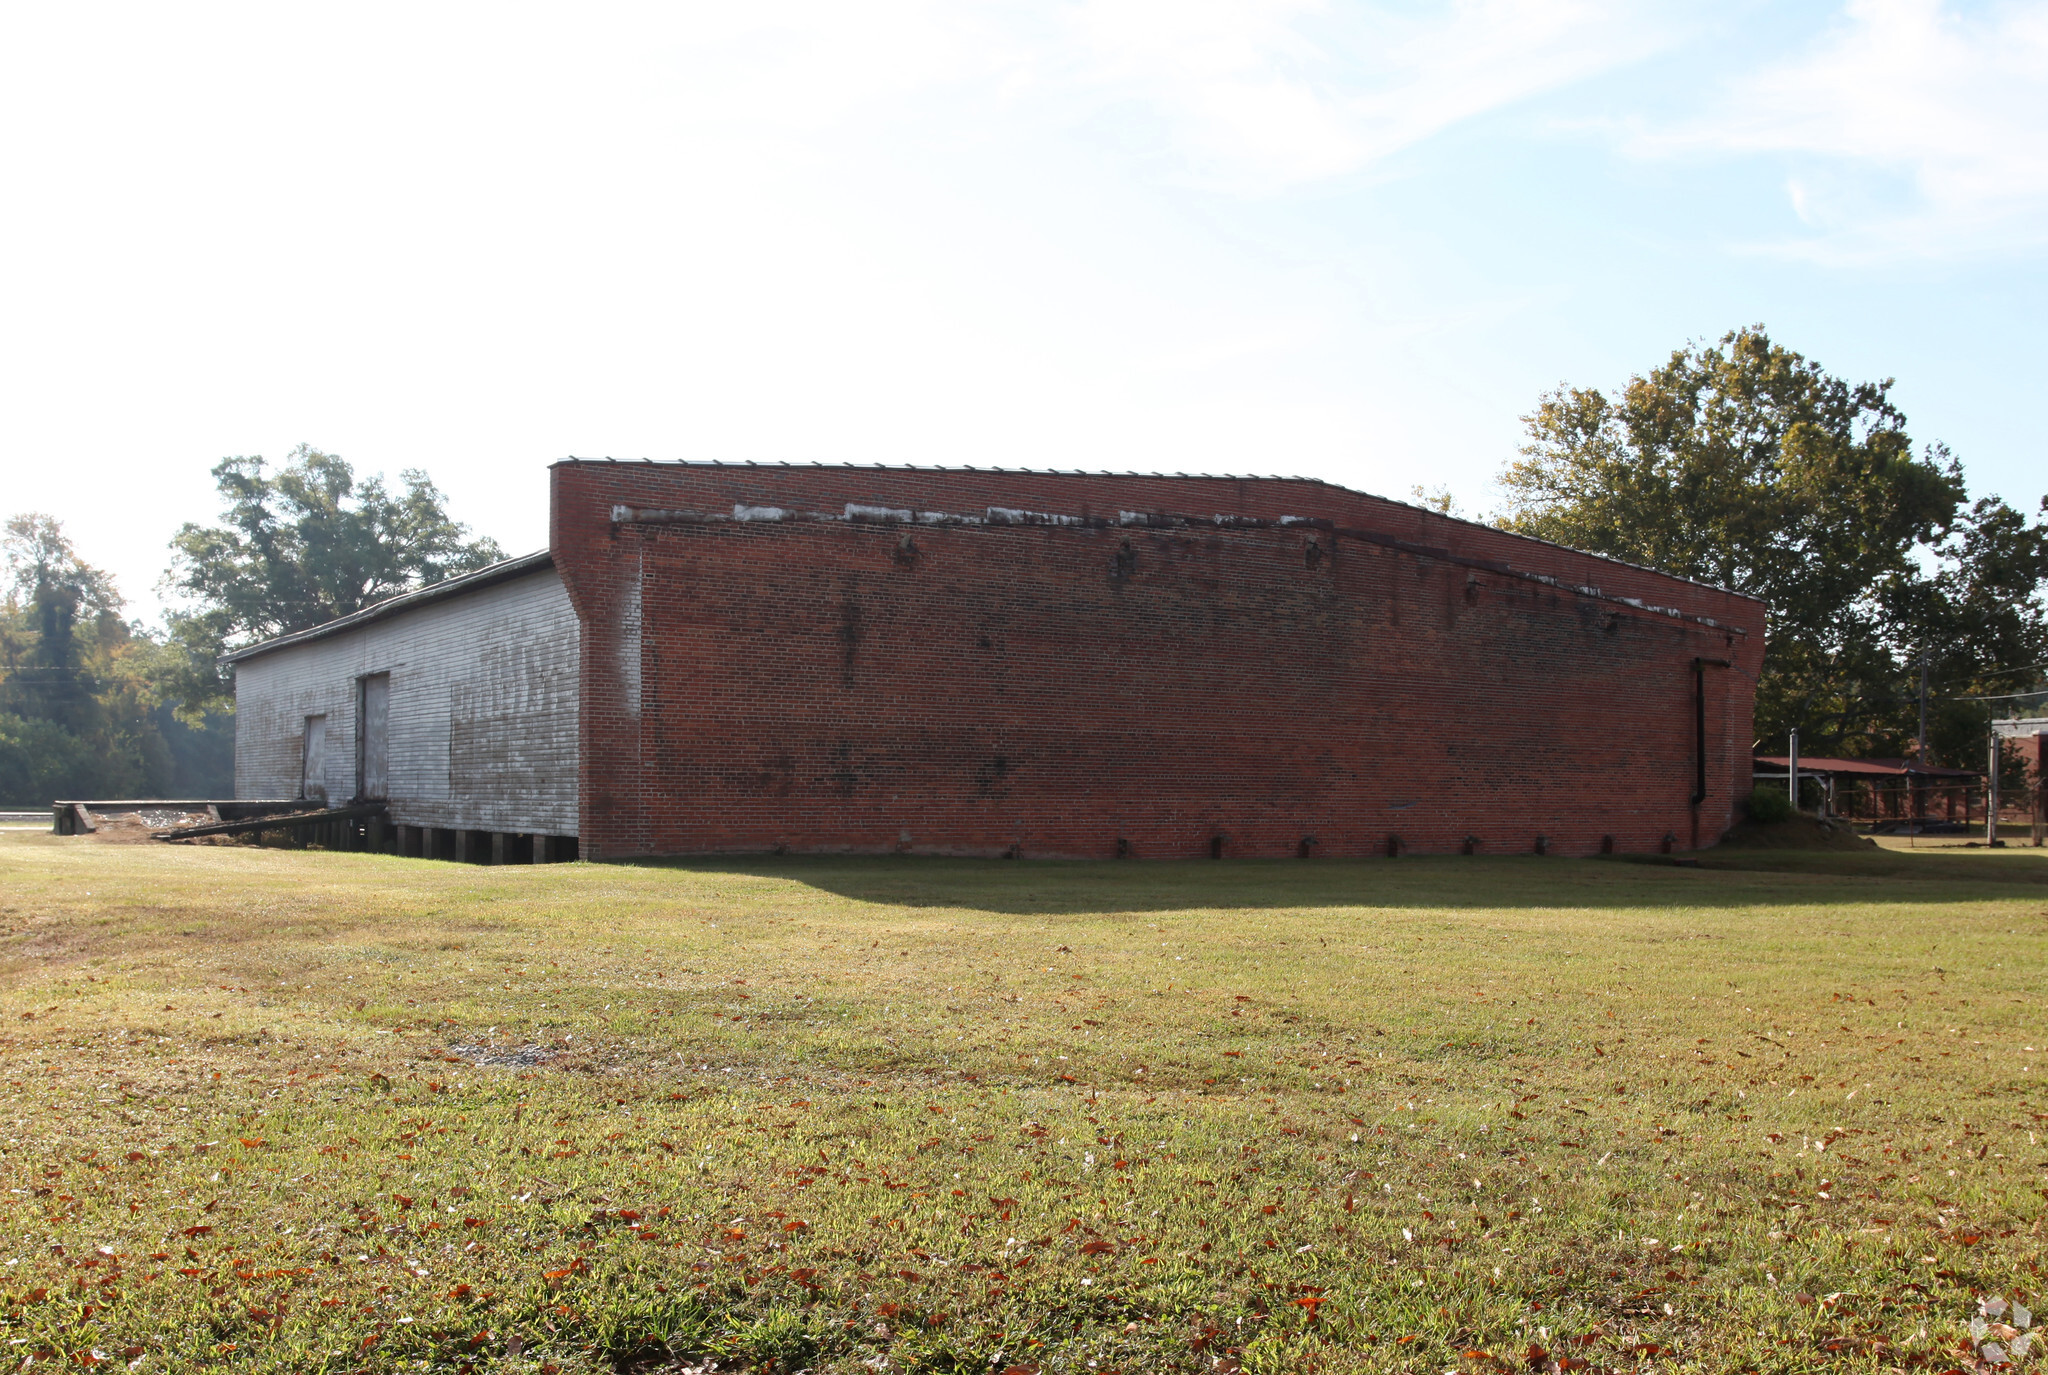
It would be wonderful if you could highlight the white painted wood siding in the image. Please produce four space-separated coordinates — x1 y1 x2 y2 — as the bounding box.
232 568 579 834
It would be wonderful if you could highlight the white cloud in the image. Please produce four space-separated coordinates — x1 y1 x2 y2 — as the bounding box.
1650 0 2048 260
1051 0 1681 190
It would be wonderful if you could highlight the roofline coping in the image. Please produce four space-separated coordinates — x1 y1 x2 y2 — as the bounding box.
550 458 1764 606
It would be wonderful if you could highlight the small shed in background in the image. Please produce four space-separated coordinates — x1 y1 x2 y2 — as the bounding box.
1992 718 2048 845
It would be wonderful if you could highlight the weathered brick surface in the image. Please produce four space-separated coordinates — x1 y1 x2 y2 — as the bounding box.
232 565 579 834
551 463 1763 860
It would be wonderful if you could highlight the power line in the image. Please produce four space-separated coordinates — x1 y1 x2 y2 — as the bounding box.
1957 688 2048 703
1938 659 2048 688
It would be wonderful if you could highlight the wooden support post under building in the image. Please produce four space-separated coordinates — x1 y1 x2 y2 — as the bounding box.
270 818 585 863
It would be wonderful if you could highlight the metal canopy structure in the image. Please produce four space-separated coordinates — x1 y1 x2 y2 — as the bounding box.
1753 756 1981 781
1752 755 1984 830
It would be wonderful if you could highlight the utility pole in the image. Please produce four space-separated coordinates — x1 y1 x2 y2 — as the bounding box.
1916 657 1930 832
1988 728 2001 847
1917 658 1930 762
1788 728 1800 813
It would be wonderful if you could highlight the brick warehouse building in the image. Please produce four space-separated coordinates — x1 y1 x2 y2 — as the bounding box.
231 461 1764 860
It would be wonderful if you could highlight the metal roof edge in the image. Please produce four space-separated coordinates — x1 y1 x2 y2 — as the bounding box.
221 550 555 665
550 457 1321 482
1754 754 1984 777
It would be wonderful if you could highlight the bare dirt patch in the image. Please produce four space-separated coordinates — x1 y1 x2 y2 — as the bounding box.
449 1040 556 1068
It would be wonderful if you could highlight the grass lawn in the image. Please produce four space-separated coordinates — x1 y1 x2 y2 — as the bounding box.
0 833 2043 1374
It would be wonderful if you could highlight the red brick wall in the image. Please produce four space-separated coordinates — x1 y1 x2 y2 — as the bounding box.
551 462 1763 859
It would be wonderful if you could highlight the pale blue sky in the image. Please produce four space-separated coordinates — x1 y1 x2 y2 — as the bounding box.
2 0 2042 618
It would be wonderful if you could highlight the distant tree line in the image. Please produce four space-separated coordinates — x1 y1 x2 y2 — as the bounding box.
0 514 218 804
1497 326 2048 772
1 446 501 805
8 336 2043 803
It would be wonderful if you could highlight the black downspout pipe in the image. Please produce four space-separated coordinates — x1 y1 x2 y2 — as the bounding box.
1693 660 1707 806
1692 657 1732 806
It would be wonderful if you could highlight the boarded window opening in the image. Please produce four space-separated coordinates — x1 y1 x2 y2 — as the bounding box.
301 715 328 803
357 672 390 801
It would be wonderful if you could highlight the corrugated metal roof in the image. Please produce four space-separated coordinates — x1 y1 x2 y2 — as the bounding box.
221 550 554 665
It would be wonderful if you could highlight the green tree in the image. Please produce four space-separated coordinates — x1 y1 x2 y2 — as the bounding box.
3 513 120 732
1497 326 2045 761
162 446 504 714
0 514 171 802
1900 494 2048 767
1409 484 1461 517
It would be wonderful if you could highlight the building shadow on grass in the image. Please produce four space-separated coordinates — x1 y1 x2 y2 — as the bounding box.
633 849 2048 915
